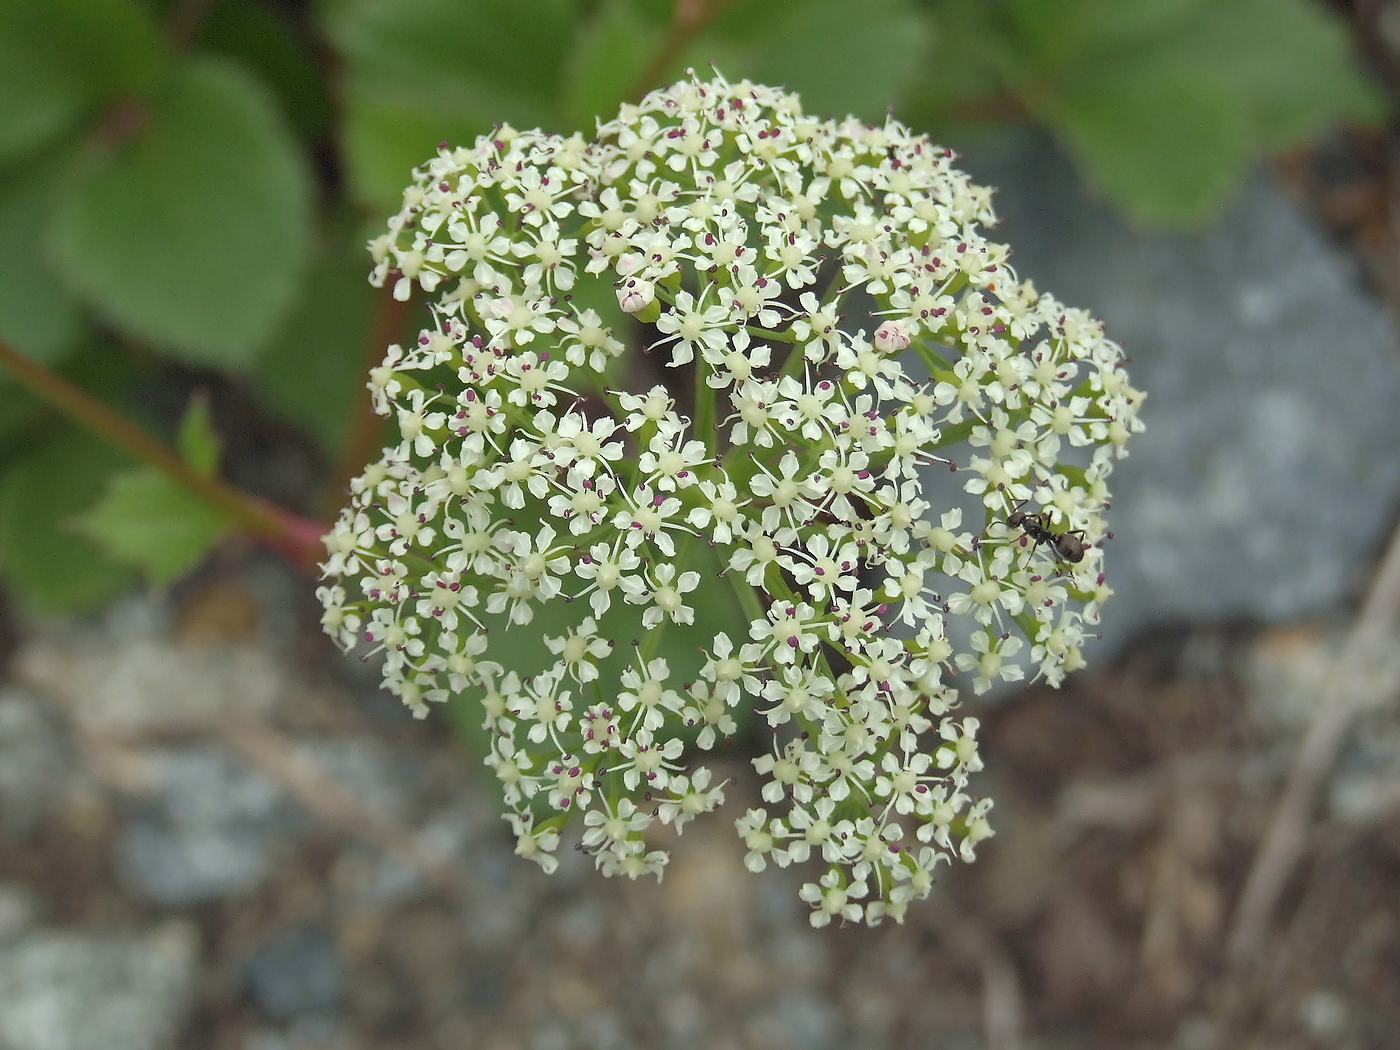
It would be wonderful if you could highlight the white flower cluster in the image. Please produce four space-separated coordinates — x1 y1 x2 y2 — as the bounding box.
318 73 1143 927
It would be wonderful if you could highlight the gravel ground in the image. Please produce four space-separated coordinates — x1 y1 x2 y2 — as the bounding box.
1 554 1398 1050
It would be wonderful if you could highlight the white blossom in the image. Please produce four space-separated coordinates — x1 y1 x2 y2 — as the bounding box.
320 71 1141 925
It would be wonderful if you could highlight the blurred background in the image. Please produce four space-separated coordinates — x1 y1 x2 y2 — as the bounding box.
2 0 1400 1047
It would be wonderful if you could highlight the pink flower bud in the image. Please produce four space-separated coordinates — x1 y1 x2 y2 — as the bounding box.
617 278 655 315
874 320 911 353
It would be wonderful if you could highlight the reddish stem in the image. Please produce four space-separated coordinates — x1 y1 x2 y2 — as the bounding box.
0 337 328 569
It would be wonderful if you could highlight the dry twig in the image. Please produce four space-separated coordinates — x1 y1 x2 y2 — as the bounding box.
1226 524 1400 966
217 719 466 896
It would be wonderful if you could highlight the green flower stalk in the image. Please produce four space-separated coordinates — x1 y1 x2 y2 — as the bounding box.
318 73 1144 926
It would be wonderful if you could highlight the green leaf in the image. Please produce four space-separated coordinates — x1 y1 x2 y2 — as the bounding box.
253 217 377 454
916 0 1379 226
907 0 1013 116
0 161 85 363
1153 0 1382 147
176 393 221 476
73 392 231 585
1049 69 1249 226
49 56 313 368
702 0 931 122
199 0 332 143
0 429 135 611
756 0 931 120
0 0 166 165
1000 0 1208 73
78 467 232 587
0 385 44 461
327 0 579 207
563 0 663 131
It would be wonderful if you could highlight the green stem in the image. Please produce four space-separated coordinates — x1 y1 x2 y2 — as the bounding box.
730 571 766 625
0 337 328 567
694 361 715 458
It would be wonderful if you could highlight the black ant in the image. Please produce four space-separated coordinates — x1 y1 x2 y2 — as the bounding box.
1005 502 1087 565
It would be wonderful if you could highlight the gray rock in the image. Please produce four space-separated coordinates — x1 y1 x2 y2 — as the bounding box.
115 744 293 906
14 635 284 735
297 738 411 823
744 990 841 1050
243 925 346 1022
331 797 496 908
0 922 199 1050
0 884 41 945
961 133 1400 647
242 1016 349 1050
459 840 537 949
0 689 69 839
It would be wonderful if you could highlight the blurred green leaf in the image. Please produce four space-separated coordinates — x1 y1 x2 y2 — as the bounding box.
1050 70 1249 225
900 0 1008 117
0 386 43 457
253 218 377 454
78 394 232 586
0 162 85 363
1013 0 1207 60
327 0 579 207
923 0 1379 226
50 56 313 367
699 0 930 121
1135 0 1384 148
176 393 221 476
78 468 232 586
0 428 135 611
0 0 167 165
563 0 662 130
1049 0 1378 223
199 0 332 143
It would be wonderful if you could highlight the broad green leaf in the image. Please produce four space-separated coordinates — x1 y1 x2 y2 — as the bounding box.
78 466 232 586
702 0 931 122
906 0 1013 117
1039 0 1208 60
327 0 579 207
1050 70 1249 226
1147 0 1382 147
563 0 663 130
199 0 331 142
753 0 930 120
0 429 134 611
0 162 84 362
1003 0 1207 72
339 91 502 214
0 0 166 165
49 56 313 368
176 393 221 476
0 385 43 458
253 218 377 455
915 0 1379 227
